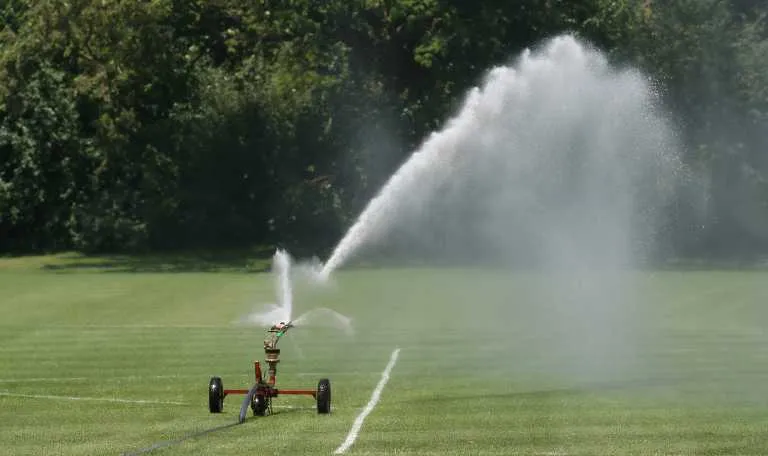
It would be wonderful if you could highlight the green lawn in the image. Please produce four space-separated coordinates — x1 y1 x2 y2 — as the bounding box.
0 254 767 455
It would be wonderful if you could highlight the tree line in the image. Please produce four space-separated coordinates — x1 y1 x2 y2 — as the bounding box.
1 0 767 259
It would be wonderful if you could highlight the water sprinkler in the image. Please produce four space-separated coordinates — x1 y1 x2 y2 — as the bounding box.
263 321 291 385
208 321 331 423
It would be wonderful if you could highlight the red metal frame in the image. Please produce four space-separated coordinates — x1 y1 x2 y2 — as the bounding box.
277 389 316 396
222 360 316 399
223 389 250 395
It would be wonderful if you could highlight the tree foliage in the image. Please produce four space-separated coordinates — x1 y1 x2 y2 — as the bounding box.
1 0 766 257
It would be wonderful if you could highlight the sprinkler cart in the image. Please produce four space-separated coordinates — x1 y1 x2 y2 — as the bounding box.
208 322 331 423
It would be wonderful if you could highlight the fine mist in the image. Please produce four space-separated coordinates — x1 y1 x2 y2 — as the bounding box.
319 35 686 385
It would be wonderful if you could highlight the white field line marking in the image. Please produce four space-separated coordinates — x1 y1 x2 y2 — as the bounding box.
0 377 88 383
272 405 315 410
0 391 188 406
334 348 401 455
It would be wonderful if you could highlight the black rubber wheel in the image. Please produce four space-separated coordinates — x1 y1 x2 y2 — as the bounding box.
251 392 269 417
317 378 331 414
208 377 224 413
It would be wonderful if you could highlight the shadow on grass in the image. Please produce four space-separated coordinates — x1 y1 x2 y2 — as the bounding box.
651 256 768 272
331 256 768 273
20 250 768 274
40 249 275 274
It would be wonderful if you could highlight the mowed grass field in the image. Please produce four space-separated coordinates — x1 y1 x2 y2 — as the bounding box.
1 253 767 455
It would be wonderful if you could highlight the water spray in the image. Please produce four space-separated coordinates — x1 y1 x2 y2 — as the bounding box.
240 248 352 331
311 35 685 385
319 34 683 277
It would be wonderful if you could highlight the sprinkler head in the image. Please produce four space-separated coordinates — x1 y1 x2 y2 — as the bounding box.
270 321 293 331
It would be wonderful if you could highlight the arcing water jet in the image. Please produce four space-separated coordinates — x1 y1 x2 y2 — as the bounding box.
320 34 683 277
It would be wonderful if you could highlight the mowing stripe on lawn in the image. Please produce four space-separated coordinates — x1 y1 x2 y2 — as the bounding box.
40 324 231 329
0 391 188 406
0 372 378 384
0 374 244 382
297 372 379 377
334 347 401 455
